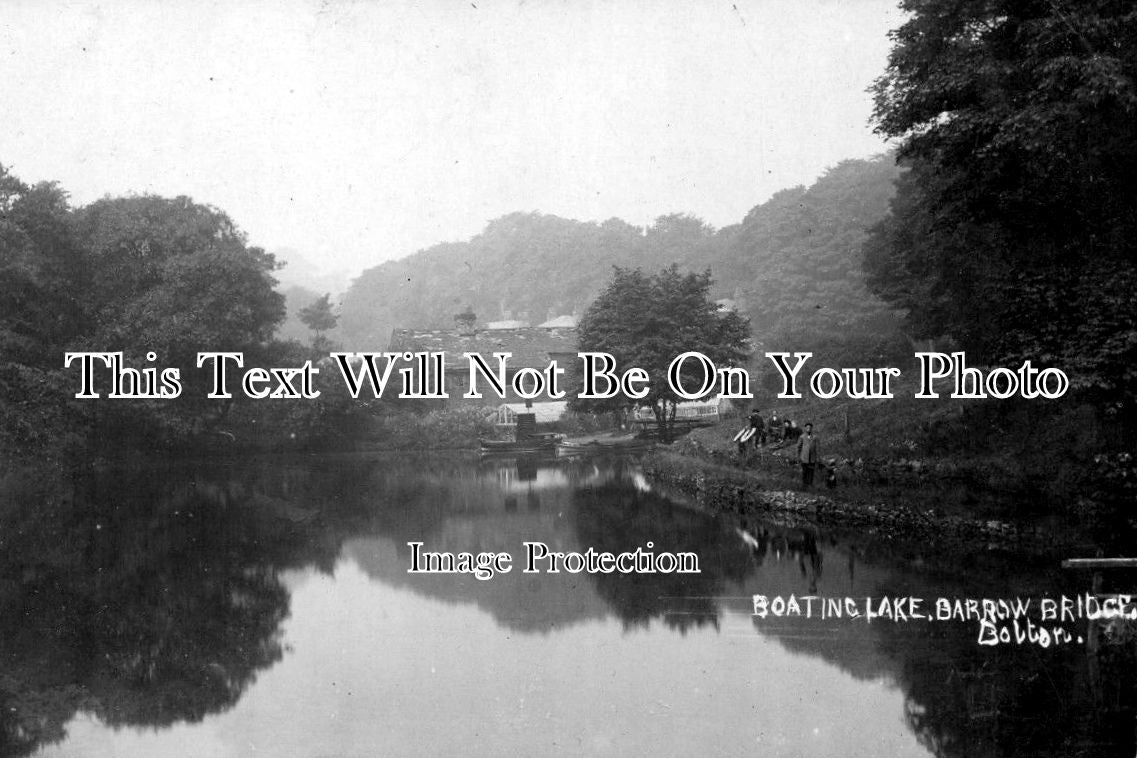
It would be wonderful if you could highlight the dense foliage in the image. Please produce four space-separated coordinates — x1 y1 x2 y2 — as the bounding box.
865 1 1137 411
0 164 286 451
713 158 908 367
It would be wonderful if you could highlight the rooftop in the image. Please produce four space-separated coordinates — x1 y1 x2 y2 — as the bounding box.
388 326 577 368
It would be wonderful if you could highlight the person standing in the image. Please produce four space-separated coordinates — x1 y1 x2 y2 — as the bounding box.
797 422 820 489
748 409 766 448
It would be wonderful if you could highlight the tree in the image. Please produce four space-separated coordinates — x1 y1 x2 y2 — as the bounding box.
72 196 284 350
573 265 750 441
866 1 1137 409
298 292 338 352
70 195 286 440
0 165 328 454
0 166 88 450
644 213 716 270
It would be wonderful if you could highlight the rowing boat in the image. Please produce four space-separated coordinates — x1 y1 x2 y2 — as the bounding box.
479 433 561 453
557 434 653 454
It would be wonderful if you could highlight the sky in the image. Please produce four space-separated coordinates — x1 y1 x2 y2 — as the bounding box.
1 0 903 280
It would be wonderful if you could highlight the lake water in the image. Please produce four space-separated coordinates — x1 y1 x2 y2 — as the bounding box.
0 453 1131 757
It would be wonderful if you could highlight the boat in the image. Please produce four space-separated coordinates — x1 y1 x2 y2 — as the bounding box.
479 433 562 454
556 433 653 455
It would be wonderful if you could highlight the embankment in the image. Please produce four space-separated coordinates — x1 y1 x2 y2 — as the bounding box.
642 448 1086 552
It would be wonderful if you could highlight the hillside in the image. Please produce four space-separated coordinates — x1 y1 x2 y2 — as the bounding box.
338 155 904 350
719 157 904 352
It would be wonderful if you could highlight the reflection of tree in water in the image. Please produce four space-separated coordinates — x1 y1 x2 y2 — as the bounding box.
738 523 824 594
571 482 755 633
873 559 1137 757
751 522 1137 758
887 609 1136 758
0 460 343 757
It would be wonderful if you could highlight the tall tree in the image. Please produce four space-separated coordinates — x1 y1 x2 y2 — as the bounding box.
70 195 286 439
866 1 1137 408
573 265 750 441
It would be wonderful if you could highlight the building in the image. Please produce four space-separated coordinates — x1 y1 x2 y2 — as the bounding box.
387 312 578 407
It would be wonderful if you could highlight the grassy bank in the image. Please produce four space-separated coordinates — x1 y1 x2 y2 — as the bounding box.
640 448 1094 553
698 369 1113 520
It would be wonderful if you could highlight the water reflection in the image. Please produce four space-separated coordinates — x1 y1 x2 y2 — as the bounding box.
572 482 753 632
0 454 1130 756
735 522 1137 758
0 460 338 756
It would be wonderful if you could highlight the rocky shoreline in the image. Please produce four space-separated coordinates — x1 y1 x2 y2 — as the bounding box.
641 450 1077 552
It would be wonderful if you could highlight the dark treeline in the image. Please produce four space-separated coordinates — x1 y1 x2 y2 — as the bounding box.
0 166 337 455
863 0 1137 503
866 0 1137 422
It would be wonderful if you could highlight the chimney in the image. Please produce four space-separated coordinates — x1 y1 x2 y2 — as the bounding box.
454 307 477 337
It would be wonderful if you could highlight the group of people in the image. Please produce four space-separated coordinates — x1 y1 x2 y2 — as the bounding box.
742 409 803 447
738 409 831 490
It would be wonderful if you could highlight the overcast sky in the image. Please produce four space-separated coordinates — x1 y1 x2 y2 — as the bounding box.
2 0 902 278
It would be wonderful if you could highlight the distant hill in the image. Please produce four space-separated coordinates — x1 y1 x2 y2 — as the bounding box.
339 156 904 352
338 214 653 348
